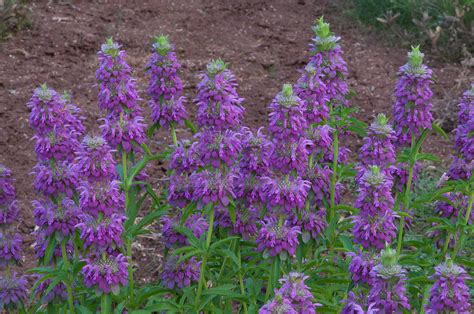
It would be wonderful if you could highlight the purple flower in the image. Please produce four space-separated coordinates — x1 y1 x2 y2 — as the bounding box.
169 142 199 174
359 114 396 167
33 231 73 260
232 205 259 240
0 272 28 310
295 61 330 124
146 35 184 101
447 156 473 181
96 39 140 113
195 129 242 168
75 135 116 181
161 213 208 248
33 198 80 239
149 96 187 128
161 255 200 289
0 232 22 266
393 162 419 193
306 125 333 157
368 247 410 312
36 279 67 303
309 17 349 108
352 211 397 250
191 170 236 208
33 127 80 161
195 59 244 129
256 216 301 258
270 138 312 175
32 160 78 197
259 292 298 314
426 261 471 313
290 210 326 242
100 113 146 152
392 46 433 146
341 291 377 314
168 172 193 208
455 118 474 162
262 174 310 213
78 179 124 217
214 205 233 229
435 192 473 223
355 166 394 217
234 171 266 205
82 253 128 294
457 84 473 126
303 164 338 207
348 251 375 285
76 213 126 251
0 201 19 226
278 272 320 313
268 84 307 142
239 127 273 174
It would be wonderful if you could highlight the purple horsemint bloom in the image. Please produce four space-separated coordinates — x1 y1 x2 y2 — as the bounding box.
75 135 116 181
268 84 307 142
195 59 245 130
426 260 471 313
352 211 397 250
161 213 208 248
27 85 67 134
456 84 474 126
447 156 472 181
191 169 236 209
290 210 326 243
168 172 193 208
368 247 410 312
304 164 339 207
0 201 19 226
263 174 311 213
392 46 433 146
149 96 187 128
169 142 199 174
256 216 301 258
33 198 80 239
0 164 16 204
309 17 349 108
347 251 376 285
393 161 419 193
36 279 67 303
259 291 298 314
232 205 259 240
0 231 22 266
295 61 331 124
76 213 126 251
82 253 128 295
234 171 266 206
306 124 333 157
78 179 124 217
59 92 86 136
33 231 73 260
214 205 233 229
435 192 473 222
195 129 242 168
100 113 146 152
359 114 396 168
161 255 201 289
355 166 394 216
456 118 474 162
278 272 321 313
96 38 140 113
33 127 80 162
240 127 273 174
341 291 378 314
270 137 312 175
146 35 184 101
0 272 28 310
32 160 78 197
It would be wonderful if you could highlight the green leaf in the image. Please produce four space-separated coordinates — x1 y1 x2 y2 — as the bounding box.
185 119 197 134
432 122 448 140
131 209 167 237
43 236 57 265
338 235 354 252
228 200 236 225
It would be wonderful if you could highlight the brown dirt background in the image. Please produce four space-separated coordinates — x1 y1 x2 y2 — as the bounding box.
0 0 472 282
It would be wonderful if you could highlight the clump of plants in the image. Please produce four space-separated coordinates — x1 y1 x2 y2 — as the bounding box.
0 17 472 313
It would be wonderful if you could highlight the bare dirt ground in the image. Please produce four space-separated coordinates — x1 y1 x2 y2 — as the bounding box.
0 0 472 282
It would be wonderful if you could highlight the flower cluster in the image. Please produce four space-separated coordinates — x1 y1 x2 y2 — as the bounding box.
96 38 145 152
341 291 377 314
352 166 397 249
256 216 301 258
82 253 128 295
260 272 320 314
146 35 187 128
161 255 201 289
161 213 208 248
359 114 396 168
0 165 27 310
426 260 471 313
392 46 433 146
348 251 376 285
368 247 410 312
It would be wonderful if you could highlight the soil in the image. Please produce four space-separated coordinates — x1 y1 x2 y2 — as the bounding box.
0 0 472 284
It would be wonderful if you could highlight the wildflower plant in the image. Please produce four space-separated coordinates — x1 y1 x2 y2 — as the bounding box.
5 16 473 314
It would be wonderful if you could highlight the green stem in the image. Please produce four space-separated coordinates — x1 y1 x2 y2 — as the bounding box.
196 204 215 304
440 231 451 258
61 240 75 314
170 123 178 146
451 190 474 261
396 138 416 257
265 258 276 301
126 239 135 305
330 129 339 221
101 293 111 314
236 240 248 314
